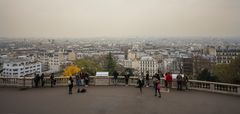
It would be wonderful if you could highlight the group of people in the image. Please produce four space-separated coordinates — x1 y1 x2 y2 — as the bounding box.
34 73 45 88
113 70 131 86
137 72 162 97
136 71 189 97
68 72 89 94
34 70 189 96
176 73 189 91
34 73 56 88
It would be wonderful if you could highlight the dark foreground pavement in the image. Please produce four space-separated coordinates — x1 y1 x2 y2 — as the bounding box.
0 86 240 114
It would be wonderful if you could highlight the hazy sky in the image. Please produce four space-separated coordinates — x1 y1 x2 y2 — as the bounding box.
0 0 240 38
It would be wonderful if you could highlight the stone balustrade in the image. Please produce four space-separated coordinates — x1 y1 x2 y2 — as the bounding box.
0 76 240 95
189 80 240 95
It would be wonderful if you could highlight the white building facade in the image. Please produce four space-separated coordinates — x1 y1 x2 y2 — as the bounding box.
2 59 42 77
139 56 159 76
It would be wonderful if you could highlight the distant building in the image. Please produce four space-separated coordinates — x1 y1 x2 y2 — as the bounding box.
216 48 240 64
2 59 42 77
139 56 159 76
127 50 137 61
182 58 193 77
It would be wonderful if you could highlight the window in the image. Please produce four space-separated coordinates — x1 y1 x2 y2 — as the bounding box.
12 64 18 67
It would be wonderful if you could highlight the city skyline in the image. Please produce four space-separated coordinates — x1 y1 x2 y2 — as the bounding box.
0 0 240 38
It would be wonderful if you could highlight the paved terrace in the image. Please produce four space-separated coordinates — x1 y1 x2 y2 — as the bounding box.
0 86 240 114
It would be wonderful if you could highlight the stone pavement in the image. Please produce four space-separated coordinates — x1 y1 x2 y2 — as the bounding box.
0 86 240 114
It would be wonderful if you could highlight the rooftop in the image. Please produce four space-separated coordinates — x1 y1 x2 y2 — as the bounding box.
0 86 240 114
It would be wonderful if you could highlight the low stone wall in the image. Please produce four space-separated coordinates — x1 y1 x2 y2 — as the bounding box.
1 76 240 96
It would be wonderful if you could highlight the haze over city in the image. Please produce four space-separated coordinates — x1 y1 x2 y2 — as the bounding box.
1 0 240 39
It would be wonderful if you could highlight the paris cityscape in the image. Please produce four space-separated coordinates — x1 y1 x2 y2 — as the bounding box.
0 0 240 114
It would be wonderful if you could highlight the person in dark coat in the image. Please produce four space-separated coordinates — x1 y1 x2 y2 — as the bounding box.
146 71 150 87
183 75 189 90
124 71 130 86
137 76 144 94
50 73 55 87
176 74 183 91
113 70 119 86
84 72 89 87
40 73 45 87
34 73 40 88
68 76 74 94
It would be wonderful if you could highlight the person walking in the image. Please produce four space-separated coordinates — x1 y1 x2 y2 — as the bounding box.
152 74 158 95
68 76 74 94
137 76 144 95
146 71 150 87
40 73 45 87
183 75 189 91
50 73 55 87
113 70 119 86
156 80 161 98
176 74 183 91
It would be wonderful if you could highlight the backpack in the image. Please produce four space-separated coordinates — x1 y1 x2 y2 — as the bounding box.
67 80 71 85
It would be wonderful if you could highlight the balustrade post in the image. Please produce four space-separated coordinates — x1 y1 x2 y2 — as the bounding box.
210 83 215 92
237 86 240 95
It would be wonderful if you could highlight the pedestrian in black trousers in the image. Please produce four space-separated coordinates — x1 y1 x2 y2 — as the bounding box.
50 73 55 87
68 76 74 94
176 74 183 91
40 73 45 87
137 76 144 95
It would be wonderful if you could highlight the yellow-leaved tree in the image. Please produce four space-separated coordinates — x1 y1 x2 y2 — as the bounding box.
63 65 80 77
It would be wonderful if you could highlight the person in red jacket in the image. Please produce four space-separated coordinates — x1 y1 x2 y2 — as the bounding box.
165 72 173 91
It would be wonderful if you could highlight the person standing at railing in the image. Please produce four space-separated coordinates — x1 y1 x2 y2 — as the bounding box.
124 71 129 86
113 70 119 86
84 72 89 87
68 76 74 94
40 73 45 87
146 71 150 87
80 72 85 86
50 73 55 88
34 73 40 88
183 75 189 91
76 73 81 93
176 74 183 91
165 72 172 91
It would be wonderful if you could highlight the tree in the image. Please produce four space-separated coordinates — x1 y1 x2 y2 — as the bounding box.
197 68 217 81
75 58 103 75
212 56 240 84
212 64 229 83
63 65 80 77
106 52 117 75
124 68 134 76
